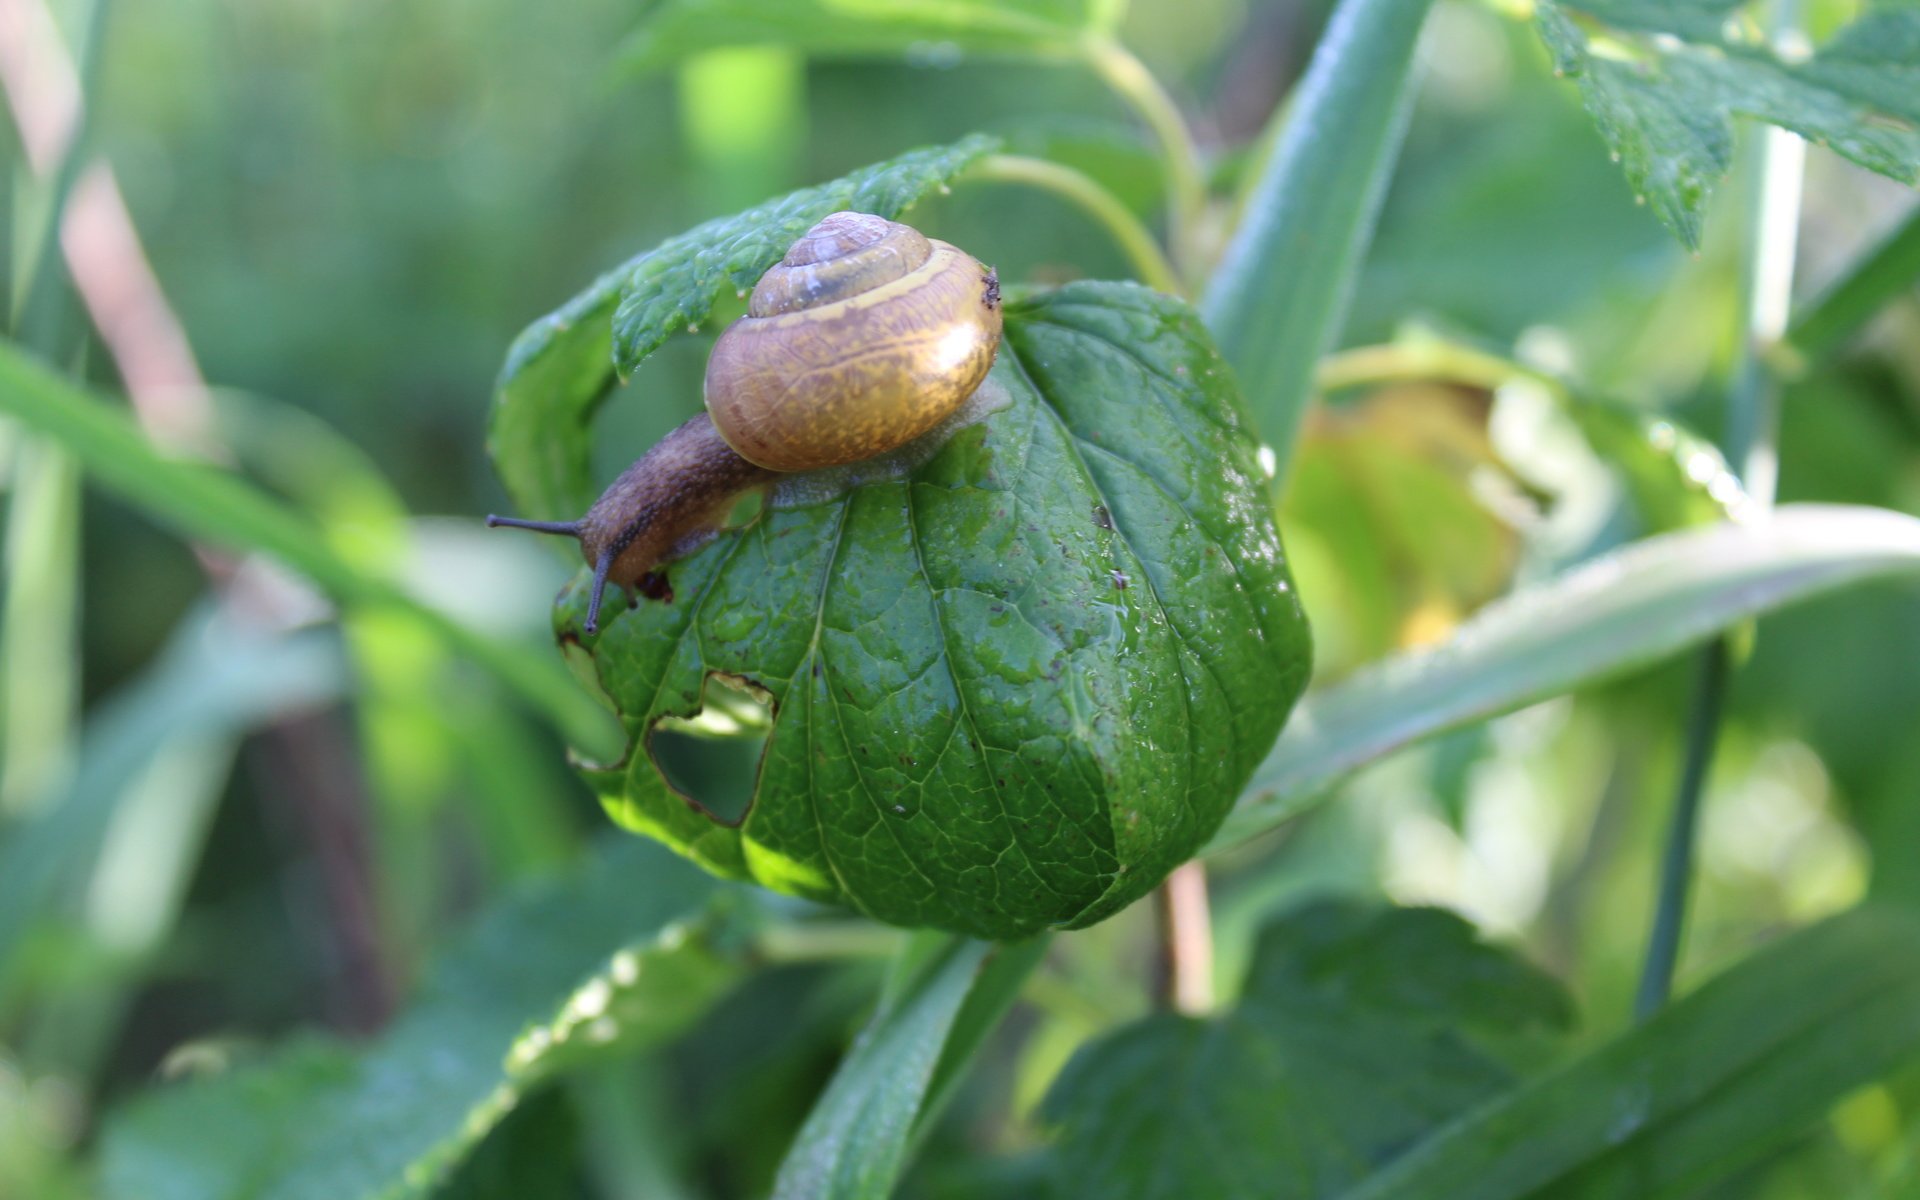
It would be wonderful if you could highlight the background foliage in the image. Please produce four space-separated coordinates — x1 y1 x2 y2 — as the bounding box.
3 0 1920 1196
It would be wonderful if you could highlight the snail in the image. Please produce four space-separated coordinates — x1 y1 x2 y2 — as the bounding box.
488 212 1003 633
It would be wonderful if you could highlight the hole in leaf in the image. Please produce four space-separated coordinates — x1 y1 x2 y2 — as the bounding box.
645 672 774 826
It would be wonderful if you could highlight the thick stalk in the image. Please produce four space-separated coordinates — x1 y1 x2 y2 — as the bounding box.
1199 0 1435 483
1154 859 1216 1014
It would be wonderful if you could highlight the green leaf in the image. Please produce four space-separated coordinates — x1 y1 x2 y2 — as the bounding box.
0 344 619 756
1200 0 1437 478
1213 503 1920 851
99 840 749 1200
1039 902 1572 1199
772 934 1048 1200
1538 5 1920 249
921 932 1052 1125
569 282 1310 938
1041 904 1920 1200
1346 906 1920 1200
98 1040 360 1200
487 135 999 522
620 0 1121 73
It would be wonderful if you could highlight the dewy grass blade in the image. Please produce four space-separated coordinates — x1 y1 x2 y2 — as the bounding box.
1212 504 1920 852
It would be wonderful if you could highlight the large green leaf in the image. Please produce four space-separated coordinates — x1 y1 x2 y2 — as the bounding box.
1040 902 1572 1200
487 136 999 523
566 282 1310 939
1213 503 1920 852
1538 4 1920 249
99 840 749 1200
1348 906 1920 1199
620 0 1122 71
771 933 1049 1200
1040 903 1920 1200
1200 0 1436 477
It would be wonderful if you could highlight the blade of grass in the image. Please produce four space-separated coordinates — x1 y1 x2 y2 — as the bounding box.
0 437 80 813
0 343 621 758
1211 504 1920 853
772 935 1046 1200
1199 0 1435 479
1777 206 1920 371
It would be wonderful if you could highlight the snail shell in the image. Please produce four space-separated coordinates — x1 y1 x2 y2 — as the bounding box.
705 212 1002 472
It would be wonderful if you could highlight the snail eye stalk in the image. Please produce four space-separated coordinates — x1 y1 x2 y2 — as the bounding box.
484 516 583 537
585 549 616 634
484 515 620 633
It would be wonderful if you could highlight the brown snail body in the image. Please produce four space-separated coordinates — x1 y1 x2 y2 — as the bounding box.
489 212 1002 632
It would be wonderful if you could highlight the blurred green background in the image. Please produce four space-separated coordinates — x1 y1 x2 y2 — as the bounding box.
4 0 1919 1195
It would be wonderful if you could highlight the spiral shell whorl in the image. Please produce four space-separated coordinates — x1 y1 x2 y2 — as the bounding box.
709 211 1002 473
748 213 932 318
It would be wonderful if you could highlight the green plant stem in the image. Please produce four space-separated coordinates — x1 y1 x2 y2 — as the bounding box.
1637 67 1805 1019
969 154 1183 295
1633 638 1728 1022
754 921 904 964
1723 121 1805 508
1776 208 1920 374
1315 337 1568 401
1084 38 1206 278
1153 859 1215 1014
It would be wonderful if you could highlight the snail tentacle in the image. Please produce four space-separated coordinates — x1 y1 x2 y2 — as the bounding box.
484 516 582 536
